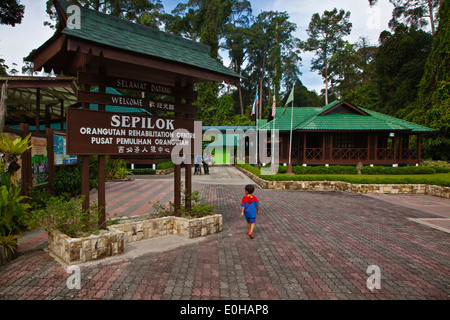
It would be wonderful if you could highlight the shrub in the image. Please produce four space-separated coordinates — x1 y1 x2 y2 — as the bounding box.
27 195 101 238
114 167 132 179
0 184 30 236
30 187 52 211
292 165 358 175
53 166 82 197
361 166 436 175
152 187 216 219
421 160 450 173
157 161 174 170
131 168 156 175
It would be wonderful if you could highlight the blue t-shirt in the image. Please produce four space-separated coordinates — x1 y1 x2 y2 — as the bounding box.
241 195 259 219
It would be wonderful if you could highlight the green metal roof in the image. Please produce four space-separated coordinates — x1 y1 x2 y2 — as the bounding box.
57 0 240 79
259 100 435 133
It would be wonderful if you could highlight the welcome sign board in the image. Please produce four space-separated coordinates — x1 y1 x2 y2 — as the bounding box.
66 108 197 156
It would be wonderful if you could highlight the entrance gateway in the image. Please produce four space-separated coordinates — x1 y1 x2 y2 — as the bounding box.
26 0 240 226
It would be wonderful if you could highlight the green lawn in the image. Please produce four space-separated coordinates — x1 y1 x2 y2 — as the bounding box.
238 164 450 187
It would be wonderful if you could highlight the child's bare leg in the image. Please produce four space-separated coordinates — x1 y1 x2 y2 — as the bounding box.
249 223 255 234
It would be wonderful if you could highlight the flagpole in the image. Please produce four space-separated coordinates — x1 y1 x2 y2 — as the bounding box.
255 85 259 168
272 93 276 169
287 88 294 174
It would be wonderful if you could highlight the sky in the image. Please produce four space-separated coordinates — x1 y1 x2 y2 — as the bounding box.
0 0 395 93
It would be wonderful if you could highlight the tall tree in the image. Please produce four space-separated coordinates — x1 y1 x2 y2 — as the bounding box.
369 0 442 35
0 0 24 27
245 11 301 118
411 0 449 159
302 8 352 105
222 4 252 115
328 37 377 99
374 24 433 117
166 0 251 60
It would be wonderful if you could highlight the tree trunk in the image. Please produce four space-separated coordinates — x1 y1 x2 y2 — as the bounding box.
427 0 436 35
259 53 266 119
325 62 329 105
239 86 244 115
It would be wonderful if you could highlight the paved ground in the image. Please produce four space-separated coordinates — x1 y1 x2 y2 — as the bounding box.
1 166 449 301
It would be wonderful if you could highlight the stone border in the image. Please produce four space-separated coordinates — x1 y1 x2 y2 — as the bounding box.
47 228 125 265
108 214 223 242
156 167 175 175
48 213 222 265
236 165 450 198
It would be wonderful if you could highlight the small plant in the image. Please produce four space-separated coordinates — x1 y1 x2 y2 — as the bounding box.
0 184 30 236
0 233 20 258
114 167 132 180
152 186 216 219
27 195 102 238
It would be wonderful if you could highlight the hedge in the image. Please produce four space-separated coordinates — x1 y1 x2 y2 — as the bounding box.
131 168 156 175
156 161 174 170
361 166 436 175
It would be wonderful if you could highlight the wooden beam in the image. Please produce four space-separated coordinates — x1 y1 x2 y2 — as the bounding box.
35 88 41 132
77 90 198 115
77 71 197 100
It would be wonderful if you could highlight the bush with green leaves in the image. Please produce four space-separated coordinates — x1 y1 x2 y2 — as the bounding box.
361 166 436 175
421 160 450 173
114 167 133 179
27 195 101 238
0 184 30 236
156 161 174 170
131 168 156 175
52 166 82 197
152 187 216 219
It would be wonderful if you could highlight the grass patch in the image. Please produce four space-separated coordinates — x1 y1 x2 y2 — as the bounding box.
238 164 450 187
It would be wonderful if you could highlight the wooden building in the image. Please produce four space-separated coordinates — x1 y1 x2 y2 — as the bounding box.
259 100 435 166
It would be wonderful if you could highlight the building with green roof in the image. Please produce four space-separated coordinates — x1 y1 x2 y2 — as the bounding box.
258 100 434 166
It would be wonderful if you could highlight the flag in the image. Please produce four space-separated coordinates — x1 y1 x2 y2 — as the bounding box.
271 93 276 117
283 86 294 115
251 87 259 116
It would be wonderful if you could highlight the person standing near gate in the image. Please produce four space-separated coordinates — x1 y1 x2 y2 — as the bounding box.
202 153 210 174
194 154 202 175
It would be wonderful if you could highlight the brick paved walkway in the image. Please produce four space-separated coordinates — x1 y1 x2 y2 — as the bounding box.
1 167 449 301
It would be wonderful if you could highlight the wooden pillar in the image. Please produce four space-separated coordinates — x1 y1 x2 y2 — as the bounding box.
322 133 326 162
35 88 40 133
81 82 90 212
174 164 181 215
46 128 55 195
20 123 32 198
185 163 192 210
184 83 193 211
60 100 64 130
303 133 307 164
97 68 106 228
417 134 422 164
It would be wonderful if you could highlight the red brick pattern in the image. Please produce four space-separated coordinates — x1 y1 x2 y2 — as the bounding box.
2 179 449 300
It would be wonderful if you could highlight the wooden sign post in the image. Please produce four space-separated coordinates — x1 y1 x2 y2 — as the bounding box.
69 73 199 226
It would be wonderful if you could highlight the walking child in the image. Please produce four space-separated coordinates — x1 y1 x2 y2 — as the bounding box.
240 184 259 239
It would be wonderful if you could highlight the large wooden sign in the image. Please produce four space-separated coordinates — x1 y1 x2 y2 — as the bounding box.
66 108 197 156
